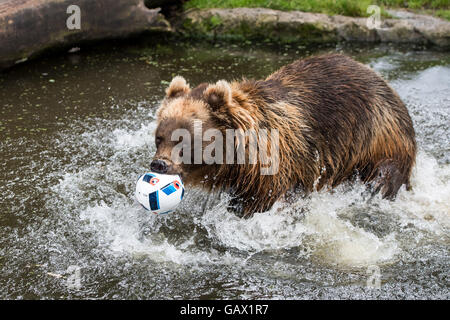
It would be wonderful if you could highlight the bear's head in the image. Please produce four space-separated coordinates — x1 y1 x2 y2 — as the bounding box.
151 76 258 185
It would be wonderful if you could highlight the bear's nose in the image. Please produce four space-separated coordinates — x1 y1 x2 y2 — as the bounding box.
150 159 168 174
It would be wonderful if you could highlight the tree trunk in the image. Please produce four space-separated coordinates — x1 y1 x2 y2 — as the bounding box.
0 0 171 70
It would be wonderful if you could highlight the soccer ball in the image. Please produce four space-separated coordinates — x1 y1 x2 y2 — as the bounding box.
135 172 185 214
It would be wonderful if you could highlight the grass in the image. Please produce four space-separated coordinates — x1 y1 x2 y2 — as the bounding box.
184 0 450 20
185 0 378 17
435 9 450 20
377 0 448 10
379 0 450 20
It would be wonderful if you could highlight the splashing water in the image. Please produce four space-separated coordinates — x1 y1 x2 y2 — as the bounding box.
0 41 448 299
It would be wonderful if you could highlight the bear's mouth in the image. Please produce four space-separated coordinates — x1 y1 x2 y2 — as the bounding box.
154 159 185 179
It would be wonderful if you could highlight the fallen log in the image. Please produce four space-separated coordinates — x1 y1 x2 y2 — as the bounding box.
0 0 171 70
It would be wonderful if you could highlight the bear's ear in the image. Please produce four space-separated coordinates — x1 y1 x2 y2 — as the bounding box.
165 76 190 99
203 80 232 111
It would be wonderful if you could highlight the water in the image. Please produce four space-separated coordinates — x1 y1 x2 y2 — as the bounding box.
0 39 449 299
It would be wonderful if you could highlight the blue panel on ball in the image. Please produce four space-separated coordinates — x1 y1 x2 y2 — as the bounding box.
143 173 155 183
181 188 185 200
149 190 160 210
161 183 177 196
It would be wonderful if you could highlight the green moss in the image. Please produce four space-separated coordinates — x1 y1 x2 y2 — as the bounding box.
181 16 221 36
435 9 450 20
184 0 449 20
181 13 338 44
209 15 222 27
185 0 384 17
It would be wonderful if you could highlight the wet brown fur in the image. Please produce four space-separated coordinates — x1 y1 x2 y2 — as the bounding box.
154 54 416 217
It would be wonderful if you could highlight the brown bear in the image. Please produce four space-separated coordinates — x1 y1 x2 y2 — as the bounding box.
151 53 416 217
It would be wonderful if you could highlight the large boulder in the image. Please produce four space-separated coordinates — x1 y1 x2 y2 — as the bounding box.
178 8 339 43
179 8 450 47
386 9 450 47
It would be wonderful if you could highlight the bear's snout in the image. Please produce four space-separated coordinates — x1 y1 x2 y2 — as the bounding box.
150 159 168 174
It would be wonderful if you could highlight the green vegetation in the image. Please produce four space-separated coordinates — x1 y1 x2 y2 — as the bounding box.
377 0 448 10
185 0 450 20
379 0 450 20
435 9 450 20
185 0 378 17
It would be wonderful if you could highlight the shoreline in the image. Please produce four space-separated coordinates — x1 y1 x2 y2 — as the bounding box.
176 8 450 47
1 3 449 71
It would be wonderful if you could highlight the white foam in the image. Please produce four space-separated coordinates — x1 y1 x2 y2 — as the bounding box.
78 202 234 266
389 152 450 234
395 66 450 106
199 151 449 267
201 200 310 252
113 121 157 150
201 183 401 267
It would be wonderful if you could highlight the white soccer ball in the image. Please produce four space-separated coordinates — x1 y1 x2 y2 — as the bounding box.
135 172 185 214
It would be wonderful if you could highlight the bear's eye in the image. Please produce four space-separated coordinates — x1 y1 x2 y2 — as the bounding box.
155 136 163 147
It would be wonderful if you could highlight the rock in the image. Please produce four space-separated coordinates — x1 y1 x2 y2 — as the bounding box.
0 0 171 70
276 10 338 43
336 18 379 42
179 8 450 48
179 8 339 43
376 19 425 44
387 9 450 47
